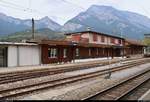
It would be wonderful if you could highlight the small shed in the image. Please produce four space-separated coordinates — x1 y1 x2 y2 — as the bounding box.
0 42 41 67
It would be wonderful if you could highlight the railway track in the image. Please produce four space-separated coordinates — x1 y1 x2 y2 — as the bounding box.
0 58 148 85
84 68 150 100
119 77 150 100
0 59 149 100
0 57 144 77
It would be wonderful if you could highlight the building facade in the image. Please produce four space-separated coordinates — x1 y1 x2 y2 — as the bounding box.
0 31 146 67
37 31 124 64
66 31 124 46
35 31 145 65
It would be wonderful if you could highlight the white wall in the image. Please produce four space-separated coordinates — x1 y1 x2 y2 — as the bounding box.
8 46 18 67
8 45 40 67
88 33 123 46
19 46 40 66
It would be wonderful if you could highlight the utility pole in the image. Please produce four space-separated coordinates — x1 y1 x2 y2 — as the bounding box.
32 18 35 39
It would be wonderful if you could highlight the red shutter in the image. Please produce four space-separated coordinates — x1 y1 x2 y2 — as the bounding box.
72 35 81 42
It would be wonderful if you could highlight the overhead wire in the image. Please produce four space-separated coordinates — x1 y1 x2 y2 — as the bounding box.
62 0 85 10
0 1 34 15
0 0 33 12
0 0 67 22
0 0 29 9
0 3 26 11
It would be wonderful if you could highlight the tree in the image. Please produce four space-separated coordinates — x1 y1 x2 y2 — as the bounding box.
143 38 150 45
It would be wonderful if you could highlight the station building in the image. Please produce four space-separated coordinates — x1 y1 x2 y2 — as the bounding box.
0 30 146 68
37 31 145 65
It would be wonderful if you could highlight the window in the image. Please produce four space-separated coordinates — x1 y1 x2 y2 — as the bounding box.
76 48 79 57
119 39 122 44
63 49 67 58
89 48 91 56
101 36 105 42
93 34 98 41
48 48 57 58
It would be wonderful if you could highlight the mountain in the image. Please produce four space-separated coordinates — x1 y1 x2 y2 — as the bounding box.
0 28 65 42
0 13 61 36
35 16 61 31
61 5 150 40
1 5 150 40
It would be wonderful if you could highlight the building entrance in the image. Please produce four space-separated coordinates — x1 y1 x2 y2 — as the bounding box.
0 47 7 67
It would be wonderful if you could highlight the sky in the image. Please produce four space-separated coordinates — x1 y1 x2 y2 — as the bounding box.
0 0 150 25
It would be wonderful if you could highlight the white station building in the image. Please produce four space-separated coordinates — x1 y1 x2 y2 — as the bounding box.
0 42 41 67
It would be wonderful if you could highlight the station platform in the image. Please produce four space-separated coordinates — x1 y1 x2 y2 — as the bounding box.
0 57 124 73
139 89 150 100
0 56 142 74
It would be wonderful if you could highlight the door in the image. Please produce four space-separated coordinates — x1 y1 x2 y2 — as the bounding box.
115 48 121 57
0 47 7 67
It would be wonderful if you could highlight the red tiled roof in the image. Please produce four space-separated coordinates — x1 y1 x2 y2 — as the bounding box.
65 31 124 40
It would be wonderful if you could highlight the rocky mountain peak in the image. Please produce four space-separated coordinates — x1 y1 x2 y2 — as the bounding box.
87 5 116 13
0 13 61 35
40 16 51 22
62 5 150 40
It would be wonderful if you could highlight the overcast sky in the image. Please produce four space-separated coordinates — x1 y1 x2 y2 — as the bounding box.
0 0 150 25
